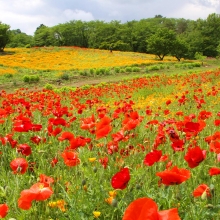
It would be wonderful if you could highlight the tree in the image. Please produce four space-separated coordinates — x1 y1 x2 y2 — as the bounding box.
171 38 189 61
0 22 10 51
146 28 176 60
201 13 220 57
34 24 58 46
217 43 220 58
7 29 33 48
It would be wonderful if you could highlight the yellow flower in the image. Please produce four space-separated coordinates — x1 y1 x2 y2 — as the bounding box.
105 196 113 205
48 200 66 212
88 157 96 162
83 185 88 192
108 190 117 198
93 211 101 218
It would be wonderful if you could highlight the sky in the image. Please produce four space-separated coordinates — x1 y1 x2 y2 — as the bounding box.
0 0 219 35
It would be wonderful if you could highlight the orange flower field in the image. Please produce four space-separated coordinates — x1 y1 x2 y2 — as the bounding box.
1 47 176 71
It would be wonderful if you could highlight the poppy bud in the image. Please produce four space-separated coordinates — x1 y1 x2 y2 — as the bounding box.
111 199 118 207
201 191 208 200
136 184 141 190
82 179 87 186
205 204 214 208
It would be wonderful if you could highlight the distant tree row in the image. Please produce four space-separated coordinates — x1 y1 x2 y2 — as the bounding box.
1 13 220 60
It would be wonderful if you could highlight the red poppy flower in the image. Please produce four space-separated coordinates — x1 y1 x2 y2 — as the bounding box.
193 184 211 198
184 146 206 168
0 204 9 218
99 157 108 169
58 131 74 141
205 131 220 144
107 141 119 155
48 117 67 126
143 150 162 166
39 174 54 187
166 100 171 105
183 121 205 133
95 116 112 139
61 150 80 166
171 140 185 152
18 189 35 210
166 161 173 169
176 111 183 116
198 110 212 120
111 168 130 190
80 114 96 130
166 128 179 142
69 136 91 150
30 136 46 145
209 167 220 176
164 109 170 115
214 120 220 126
153 125 166 148
17 144 32 156
156 166 190 185
145 109 152 115
112 130 125 142
122 197 180 220
47 125 62 136
13 115 42 132
18 183 53 210
122 111 143 131
51 158 58 167
0 133 17 148
29 183 53 201
10 158 28 174
209 141 220 154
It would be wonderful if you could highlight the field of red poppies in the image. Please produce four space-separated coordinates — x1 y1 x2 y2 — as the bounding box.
0 68 220 219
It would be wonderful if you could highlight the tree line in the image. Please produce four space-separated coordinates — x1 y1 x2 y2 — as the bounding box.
1 13 220 60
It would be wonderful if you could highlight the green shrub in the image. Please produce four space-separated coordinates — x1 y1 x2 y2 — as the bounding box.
149 65 160 71
187 64 194 69
60 72 69 80
4 73 13 78
175 64 180 68
120 68 126 73
30 75 40 83
105 68 111 75
95 69 100 75
132 67 141 72
125 66 132 72
23 75 30 83
99 68 106 75
89 68 95 75
81 84 91 90
25 44 31 48
114 67 121 73
192 62 201 67
79 70 88 76
44 83 54 90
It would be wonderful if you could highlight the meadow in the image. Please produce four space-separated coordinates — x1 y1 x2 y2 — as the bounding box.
0 47 220 219
0 47 206 92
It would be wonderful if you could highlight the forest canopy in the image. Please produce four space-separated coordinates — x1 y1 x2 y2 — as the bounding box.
3 13 220 59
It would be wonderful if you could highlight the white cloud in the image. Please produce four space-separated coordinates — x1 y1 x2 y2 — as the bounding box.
63 9 94 21
0 0 219 35
169 2 219 19
192 0 220 7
